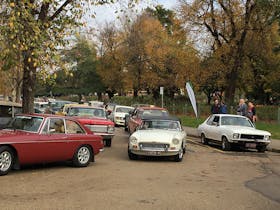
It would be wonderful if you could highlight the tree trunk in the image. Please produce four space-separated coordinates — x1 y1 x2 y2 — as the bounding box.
22 52 36 113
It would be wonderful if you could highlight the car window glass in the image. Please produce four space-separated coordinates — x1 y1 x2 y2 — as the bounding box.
212 116 220 125
206 115 215 125
49 118 65 134
41 119 49 134
66 120 85 134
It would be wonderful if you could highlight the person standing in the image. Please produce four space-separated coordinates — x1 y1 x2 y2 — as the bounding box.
211 99 220 114
220 101 227 114
247 101 257 123
237 99 247 116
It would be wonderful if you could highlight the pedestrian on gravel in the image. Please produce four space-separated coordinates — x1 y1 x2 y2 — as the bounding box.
247 101 257 124
237 99 247 116
211 99 220 114
220 101 227 114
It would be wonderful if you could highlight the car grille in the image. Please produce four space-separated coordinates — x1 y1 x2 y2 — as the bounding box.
139 143 169 151
88 125 107 133
240 134 264 140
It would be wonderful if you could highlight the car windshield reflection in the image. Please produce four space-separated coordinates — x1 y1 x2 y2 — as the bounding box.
221 116 253 127
7 116 44 132
140 120 180 131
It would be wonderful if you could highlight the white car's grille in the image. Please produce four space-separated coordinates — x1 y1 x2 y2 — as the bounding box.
240 134 264 140
139 143 169 151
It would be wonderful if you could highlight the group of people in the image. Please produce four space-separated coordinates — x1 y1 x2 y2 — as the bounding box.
211 98 256 123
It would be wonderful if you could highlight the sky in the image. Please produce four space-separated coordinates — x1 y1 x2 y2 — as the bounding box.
83 0 179 29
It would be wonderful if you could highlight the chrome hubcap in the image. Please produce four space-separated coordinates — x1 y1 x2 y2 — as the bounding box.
0 151 12 172
77 147 90 164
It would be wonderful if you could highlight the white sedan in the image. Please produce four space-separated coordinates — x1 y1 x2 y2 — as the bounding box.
197 114 271 152
128 116 187 162
111 105 134 126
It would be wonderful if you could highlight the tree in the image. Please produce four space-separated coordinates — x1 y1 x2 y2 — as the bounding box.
0 0 138 113
178 0 279 105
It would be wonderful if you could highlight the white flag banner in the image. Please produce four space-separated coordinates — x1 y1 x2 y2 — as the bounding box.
186 82 198 118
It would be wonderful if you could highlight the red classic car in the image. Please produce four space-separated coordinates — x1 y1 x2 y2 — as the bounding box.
65 105 115 147
0 114 103 176
127 106 169 134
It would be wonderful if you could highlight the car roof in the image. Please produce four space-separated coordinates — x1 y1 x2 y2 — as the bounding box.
141 115 180 121
15 113 77 120
212 114 247 118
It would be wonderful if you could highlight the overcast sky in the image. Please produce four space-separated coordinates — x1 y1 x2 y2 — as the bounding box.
84 0 178 29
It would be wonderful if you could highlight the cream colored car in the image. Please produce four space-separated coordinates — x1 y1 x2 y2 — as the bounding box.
128 116 187 162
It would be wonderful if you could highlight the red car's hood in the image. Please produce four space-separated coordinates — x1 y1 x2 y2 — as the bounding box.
75 117 114 126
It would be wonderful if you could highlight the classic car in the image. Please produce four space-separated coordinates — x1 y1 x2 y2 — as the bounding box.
127 106 169 134
65 105 115 147
128 116 187 162
197 114 271 152
110 105 134 126
0 114 103 175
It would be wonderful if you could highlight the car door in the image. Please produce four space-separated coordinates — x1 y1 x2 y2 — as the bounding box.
38 118 74 162
209 116 221 141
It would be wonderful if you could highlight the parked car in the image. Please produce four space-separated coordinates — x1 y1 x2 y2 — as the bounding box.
49 100 74 114
128 116 187 162
65 105 115 147
0 114 104 175
127 106 169 134
0 101 22 129
34 101 49 113
110 105 134 126
197 114 271 152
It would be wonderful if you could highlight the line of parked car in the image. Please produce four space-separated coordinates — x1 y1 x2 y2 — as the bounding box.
0 99 271 176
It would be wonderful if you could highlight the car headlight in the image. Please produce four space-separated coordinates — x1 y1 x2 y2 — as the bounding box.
264 135 270 141
172 138 180 145
107 125 115 133
233 133 240 139
130 136 138 144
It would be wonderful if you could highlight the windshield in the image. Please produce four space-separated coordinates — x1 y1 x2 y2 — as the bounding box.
115 107 133 113
7 116 44 132
68 107 106 118
221 116 254 127
140 120 181 131
141 109 168 117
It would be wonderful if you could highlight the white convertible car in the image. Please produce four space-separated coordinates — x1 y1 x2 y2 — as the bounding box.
128 116 187 162
197 114 271 152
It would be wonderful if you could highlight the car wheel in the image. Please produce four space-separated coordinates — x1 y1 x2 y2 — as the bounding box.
128 149 138 160
174 147 184 162
201 134 208 145
105 139 112 147
257 145 266 153
221 136 231 151
0 146 14 176
73 145 92 167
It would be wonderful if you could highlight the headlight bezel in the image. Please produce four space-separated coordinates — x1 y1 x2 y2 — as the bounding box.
107 125 115 133
130 136 138 144
172 138 180 145
233 133 240 139
264 135 270 141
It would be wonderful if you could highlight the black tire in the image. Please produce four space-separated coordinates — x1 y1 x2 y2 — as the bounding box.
72 145 92 167
174 147 184 162
105 139 112 147
201 134 208 145
257 145 266 153
0 146 14 176
221 136 231 151
128 150 138 160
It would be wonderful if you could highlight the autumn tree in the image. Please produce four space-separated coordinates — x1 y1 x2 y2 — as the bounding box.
0 0 138 113
178 0 279 105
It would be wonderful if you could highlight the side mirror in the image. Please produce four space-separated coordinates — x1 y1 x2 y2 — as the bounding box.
212 122 219 126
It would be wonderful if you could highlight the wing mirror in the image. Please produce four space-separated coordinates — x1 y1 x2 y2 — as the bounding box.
212 122 219 126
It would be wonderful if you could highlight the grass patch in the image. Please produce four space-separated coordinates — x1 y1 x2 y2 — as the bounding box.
178 115 280 140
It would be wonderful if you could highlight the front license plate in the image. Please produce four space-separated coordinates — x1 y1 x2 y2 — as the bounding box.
246 143 256 148
147 151 161 155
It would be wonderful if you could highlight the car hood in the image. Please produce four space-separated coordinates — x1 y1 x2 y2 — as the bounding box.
76 117 114 126
221 126 271 135
132 129 180 143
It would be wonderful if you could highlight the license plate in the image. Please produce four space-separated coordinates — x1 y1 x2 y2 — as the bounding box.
246 143 256 148
147 151 161 155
